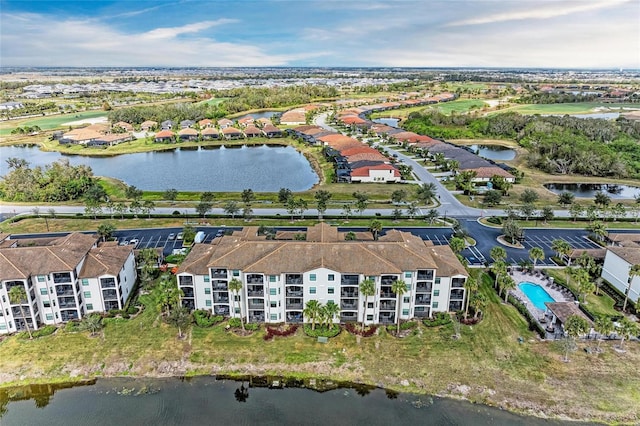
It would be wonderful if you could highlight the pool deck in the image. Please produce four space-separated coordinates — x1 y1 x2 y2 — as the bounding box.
508 269 576 339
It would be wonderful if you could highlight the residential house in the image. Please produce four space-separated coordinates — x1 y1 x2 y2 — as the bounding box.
222 127 244 140
238 117 255 127
60 128 103 145
280 108 307 125
198 119 214 128
176 224 467 324
154 130 175 143
161 120 174 130
217 118 233 129
243 125 262 138
140 120 158 131
113 121 134 132
262 124 283 138
180 120 195 129
178 128 199 141
350 162 401 183
201 127 220 140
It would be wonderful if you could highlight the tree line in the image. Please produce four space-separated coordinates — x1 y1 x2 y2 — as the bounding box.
404 111 640 178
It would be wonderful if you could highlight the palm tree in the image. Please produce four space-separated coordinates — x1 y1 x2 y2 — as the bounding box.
416 183 437 204
304 300 321 330
470 292 488 319
623 264 640 312
490 246 507 264
463 273 479 320
528 247 545 269
8 285 32 339
228 278 245 331
359 278 376 332
617 318 638 350
594 315 613 352
323 301 340 330
499 274 516 302
97 223 115 242
391 279 407 335
156 274 182 317
80 313 104 337
369 220 383 241
491 260 507 290
551 239 570 260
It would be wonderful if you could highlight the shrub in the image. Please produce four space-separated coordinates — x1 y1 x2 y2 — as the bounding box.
386 321 418 333
423 312 452 327
487 216 502 225
303 324 341 338
18 325 57 339
344 322 377 337
245 323 259 331
126 305 138 315
193 310 223 327
264 324 298 340
64 320 81 332
228 318 242 328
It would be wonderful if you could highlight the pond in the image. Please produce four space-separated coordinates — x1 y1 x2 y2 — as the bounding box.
468 144 516 161
0 376 588 426
233 110 280 121
544 183 640 199
372 117 400 127
0 145 318 192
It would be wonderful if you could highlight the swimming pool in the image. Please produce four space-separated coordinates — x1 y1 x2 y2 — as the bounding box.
518 282 555 311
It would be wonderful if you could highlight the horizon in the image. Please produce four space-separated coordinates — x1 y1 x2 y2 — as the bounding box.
1 0 638 69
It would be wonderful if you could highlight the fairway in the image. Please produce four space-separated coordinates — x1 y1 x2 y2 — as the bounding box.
0 111 108 135
499 102 640 115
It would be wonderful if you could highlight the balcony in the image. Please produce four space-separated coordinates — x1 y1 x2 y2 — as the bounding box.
102 289 119 301
340 300 358 310
11 306 25 317
450 289 464 300
380 290 393 299
53 272 72 284
340 312 357 322
285 274 303 285
56 285 75 297
248 300 264 310
246 274 264 284
100 278 116 289
414 307 430 318
286 298 303 310
286 312 303 323
449 300 463 311
249 313 265 323
179 276 194 287
380 301 396 311
286 286 303 297
212 281 228 290
378 312 395 324
247 285 264 297
182 299 195 310
340 288 358 298
181 287 194 299
416 282 432 292
213 293 229 303
211 269 227 279
214 305 230 316
417 270 434 281
381 275 398 286
341 275 359 286
58 300 78 309
451 278 466 288
415 296 431 306
60 311 79 322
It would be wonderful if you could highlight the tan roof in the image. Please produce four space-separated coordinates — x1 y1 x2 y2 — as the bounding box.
545 302 592 326
178 128 198 136
608 233 640 243
471 167 515 179
243 125 262 135
222 127 243 135
0 233 97 281
178 224 465 277
201 127 219 135
79 245 133 278
63 128 103 142
608 247 640 265
568 248 607 260
141 120 157 128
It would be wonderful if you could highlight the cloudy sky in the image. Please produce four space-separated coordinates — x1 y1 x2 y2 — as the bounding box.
1 0 638 68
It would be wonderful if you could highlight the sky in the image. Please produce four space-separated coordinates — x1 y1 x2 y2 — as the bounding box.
1 0 638 68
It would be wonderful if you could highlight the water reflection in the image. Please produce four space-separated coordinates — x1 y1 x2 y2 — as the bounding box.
544 183 640 199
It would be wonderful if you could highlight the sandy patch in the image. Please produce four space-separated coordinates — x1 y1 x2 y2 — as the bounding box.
64 116 108 126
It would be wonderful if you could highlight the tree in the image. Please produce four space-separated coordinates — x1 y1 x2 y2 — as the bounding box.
483 190 502 206
142 200 155 218
391 189 406 205
156 274 182 316
490 175 512 196
490 246 507 263
539 206 554 223
575 269 595 303
353 191 369 215
304 299 321 331
454 171 476 195
342 203 353 221
314 190 332 219
594 315 613 352
502 218 523 244
612 203 626 222
242 205 253 221
201 191 215 202
569 203 584 222
137 248 158 287
498 274 516 302
617 318 639 350
415 182 437 204
84 199 102 220
449 236 465 254
323 301 340 330
278 187 292 204
519 203 535 221
97 222 115 242
562 314 589 361
520 188 539 204
125 185 143 201
223 200 239 219
463 272 479 320
424 209 438 225
558 192 575 206
129 200 141 217
167 307 191 338
529 247 545 269
8 285 32 339
391 280 407 335
295 197 308 219
114 202 127 220
182 225 196 243
241 188 255 205
594 191 611 208
470 292 487 319
228 278 245 331
405 201 418 219
196 200 213 217
623 264 640 312
551 239 571 261
586 221 607 242
359 278 376 332
79 313 104 337
163 188 178 203
369 220 383 241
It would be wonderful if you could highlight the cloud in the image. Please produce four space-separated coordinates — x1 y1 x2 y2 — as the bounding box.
447 0 632 26
143 19 239 39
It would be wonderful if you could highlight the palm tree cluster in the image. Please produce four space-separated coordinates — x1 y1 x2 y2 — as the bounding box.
303 300 340 331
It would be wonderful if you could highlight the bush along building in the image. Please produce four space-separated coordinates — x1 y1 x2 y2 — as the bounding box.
0 233 136 334
176 223 467 325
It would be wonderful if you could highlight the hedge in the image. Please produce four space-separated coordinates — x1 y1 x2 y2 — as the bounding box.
423 312 452 327
303 324 341 338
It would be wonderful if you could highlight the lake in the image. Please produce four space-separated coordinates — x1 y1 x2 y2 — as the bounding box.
468 144 516 161
372 117 400 127
544 183 640 199
0 145 318 192
234 110 280 121
0 377 588 426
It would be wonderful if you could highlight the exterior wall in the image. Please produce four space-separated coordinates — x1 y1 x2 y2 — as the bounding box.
351 168 400 183
602 251 640 303
0 279 40 334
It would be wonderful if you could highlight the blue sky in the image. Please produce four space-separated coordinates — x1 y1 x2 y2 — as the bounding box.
1 0 638 68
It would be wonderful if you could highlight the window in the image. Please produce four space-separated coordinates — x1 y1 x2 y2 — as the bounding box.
269 275 276 282
86 303 93 311
309 274 316 282
405 283 411 291
270 314 278 321
328 274 335 281
403 296 410 303
233 270 240 277
235 308 240 314
205 300 212 307
40 288 48 295
328 288 335 294
402 309 409 316
0 324 6 330
43 300 51 308
404 272 412 279
434 290 440 297
269 288 277 296
270 301 277 308
37 275 46 282
83 291 91 299
81 279 89 286
432 302 439 308
366 314 374 321
204 276 210 283
435 277 441 285
310 287 316 294
367 302 374 309
204 288 211 295
46 313 54 321
234 295 241 302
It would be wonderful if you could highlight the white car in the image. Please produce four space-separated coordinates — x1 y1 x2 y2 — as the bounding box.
129 239 139 246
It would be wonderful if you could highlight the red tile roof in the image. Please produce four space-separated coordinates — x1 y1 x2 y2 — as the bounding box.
351 164 400 177
155 130 174 138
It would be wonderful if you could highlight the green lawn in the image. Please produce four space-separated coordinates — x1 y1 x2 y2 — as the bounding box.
497 102 640 116
422 99 487 114
543 269 619 318
0 111 108 135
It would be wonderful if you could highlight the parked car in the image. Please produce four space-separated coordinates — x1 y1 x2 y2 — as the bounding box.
168 233 176 240
177 232 184 240
129 239 139 246
215 230 224 238
119 240 129 246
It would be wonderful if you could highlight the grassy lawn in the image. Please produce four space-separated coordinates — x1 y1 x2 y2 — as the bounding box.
0 275 638 423
543 269 619 318
497 102 640 115
0 111 107 136
478 217 640 230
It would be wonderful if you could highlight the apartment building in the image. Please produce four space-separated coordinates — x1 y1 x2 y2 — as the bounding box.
0 233 136 334
176 224 467 325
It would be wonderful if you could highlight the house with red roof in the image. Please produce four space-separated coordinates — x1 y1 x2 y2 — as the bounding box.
201 127 220 140
222 127 244 140
154 130 175 143
350 162 401 183
198 118 214 128
243 125 262 138
217 118 233 129
262 124 283 138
